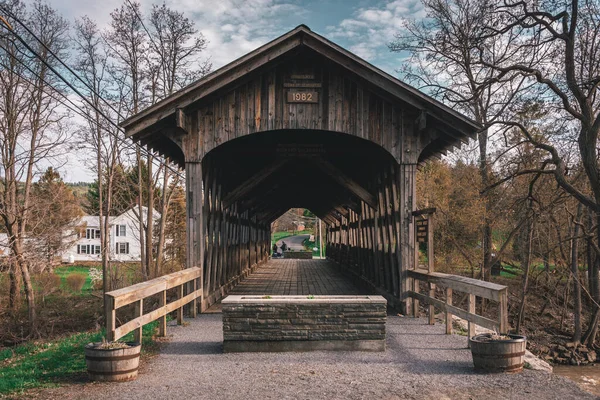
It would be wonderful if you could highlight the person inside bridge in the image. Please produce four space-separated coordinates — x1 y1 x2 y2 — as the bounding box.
281 241 287 252
272 243 278 256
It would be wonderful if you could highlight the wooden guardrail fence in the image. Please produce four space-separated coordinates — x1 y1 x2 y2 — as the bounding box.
408 268 508 337
105 267 202 342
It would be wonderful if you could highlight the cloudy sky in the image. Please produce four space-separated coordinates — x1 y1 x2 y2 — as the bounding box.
51 0 426 181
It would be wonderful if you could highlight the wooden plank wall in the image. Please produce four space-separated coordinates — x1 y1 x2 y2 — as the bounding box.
193 158 270 310
180 52 426 312
326 163 405 309
182 55 405 163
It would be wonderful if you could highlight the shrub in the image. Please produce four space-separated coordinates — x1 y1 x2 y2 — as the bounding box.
89 268 103 290
34 273 62 299
66 273 86 293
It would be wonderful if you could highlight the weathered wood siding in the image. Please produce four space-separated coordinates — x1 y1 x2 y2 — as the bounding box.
181 53 408 163
180 52 423 313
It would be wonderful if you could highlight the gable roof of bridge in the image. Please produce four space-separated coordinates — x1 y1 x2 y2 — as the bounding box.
121 25 480 147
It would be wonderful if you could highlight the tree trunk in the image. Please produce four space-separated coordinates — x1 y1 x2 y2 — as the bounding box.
155 169 172 276
8 259 21 309
146 154 154 277
572 203 583 344
137 148 147 280
9 227 37 337
516 218 534 334
17 254 36 337
478 128 492 281
97 110 107 297
582 209 600 346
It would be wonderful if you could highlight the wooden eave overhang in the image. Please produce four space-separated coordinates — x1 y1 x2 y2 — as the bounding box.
121 25 481 162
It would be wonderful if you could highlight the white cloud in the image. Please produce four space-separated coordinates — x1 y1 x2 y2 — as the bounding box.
326 0 424 72
165 0 308 68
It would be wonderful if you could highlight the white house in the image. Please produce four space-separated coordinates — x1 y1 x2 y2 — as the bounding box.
61 207 160 263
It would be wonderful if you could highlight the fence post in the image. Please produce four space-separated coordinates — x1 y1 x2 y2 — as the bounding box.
413 279 420 318
159 289 167 337
105 295 115 342
191 278 197 318
428 282 435 325
468 293 476 347
499 289 508 334
445 287 452 334
177 284 184 325
134 299 143 344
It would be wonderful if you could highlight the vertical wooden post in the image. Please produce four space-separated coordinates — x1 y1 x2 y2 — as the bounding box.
398 162 417 317
445 287 453 334
427 214 434 273
428 282 435 325
412 215 420 319
414 219 420 270
499 289 508 334
159 289 167 337
191 278 198 318
185 161 204 310
105 295 115 342
133 299 143 344
468 293 476 346
413 278 420 318
177 284 184 325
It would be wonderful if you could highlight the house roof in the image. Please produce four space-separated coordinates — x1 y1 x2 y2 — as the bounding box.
78 207 160 227
121 25 480 142
78 215 110 227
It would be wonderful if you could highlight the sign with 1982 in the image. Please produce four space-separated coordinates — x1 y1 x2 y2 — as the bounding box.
287 91 318 103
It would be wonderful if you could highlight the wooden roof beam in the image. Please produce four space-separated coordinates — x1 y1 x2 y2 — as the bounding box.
309 158 378 210
223 159 289 208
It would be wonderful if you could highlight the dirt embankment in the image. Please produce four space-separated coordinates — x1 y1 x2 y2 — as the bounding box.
496 274 598 367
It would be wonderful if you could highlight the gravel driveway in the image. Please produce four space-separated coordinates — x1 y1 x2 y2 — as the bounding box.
24 314 596 400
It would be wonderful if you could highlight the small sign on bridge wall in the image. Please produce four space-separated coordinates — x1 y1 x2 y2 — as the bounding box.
413 207 436 273
416 218 428 243
287 91 319 103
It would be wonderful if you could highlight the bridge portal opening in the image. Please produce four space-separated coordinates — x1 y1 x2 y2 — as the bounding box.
198 129 396 303
202 129 396 224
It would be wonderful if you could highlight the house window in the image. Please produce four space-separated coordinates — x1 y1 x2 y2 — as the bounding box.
86 228 100 239
77 244 101 254
115 225 126 237
116 242 129 254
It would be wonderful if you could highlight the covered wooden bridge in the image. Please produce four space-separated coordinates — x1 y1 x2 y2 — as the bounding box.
120 25 482 316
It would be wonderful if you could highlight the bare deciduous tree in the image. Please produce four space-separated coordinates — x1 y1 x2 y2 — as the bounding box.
0 0 70 336
481 0 600 345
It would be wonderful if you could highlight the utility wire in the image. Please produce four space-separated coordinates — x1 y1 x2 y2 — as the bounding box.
124 0 168 84
0 7 184 179
0 3 129 124
0 39 184 179
0 41 177 175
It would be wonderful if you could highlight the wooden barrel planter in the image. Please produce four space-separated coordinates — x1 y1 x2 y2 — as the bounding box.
469 334 527 372
84 342 141 382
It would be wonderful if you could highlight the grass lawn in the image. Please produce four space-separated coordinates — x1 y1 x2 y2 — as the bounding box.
302 237 326 257
54 265 95 292
271 230 312 244
0 321 160 395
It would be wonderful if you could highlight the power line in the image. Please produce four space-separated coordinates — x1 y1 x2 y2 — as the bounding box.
0 3 128 124
0 7 184 179
0 42 158 163
124 0 168 80
0 39 184 180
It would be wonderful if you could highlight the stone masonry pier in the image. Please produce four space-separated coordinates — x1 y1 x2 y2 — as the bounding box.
222 295 387 352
